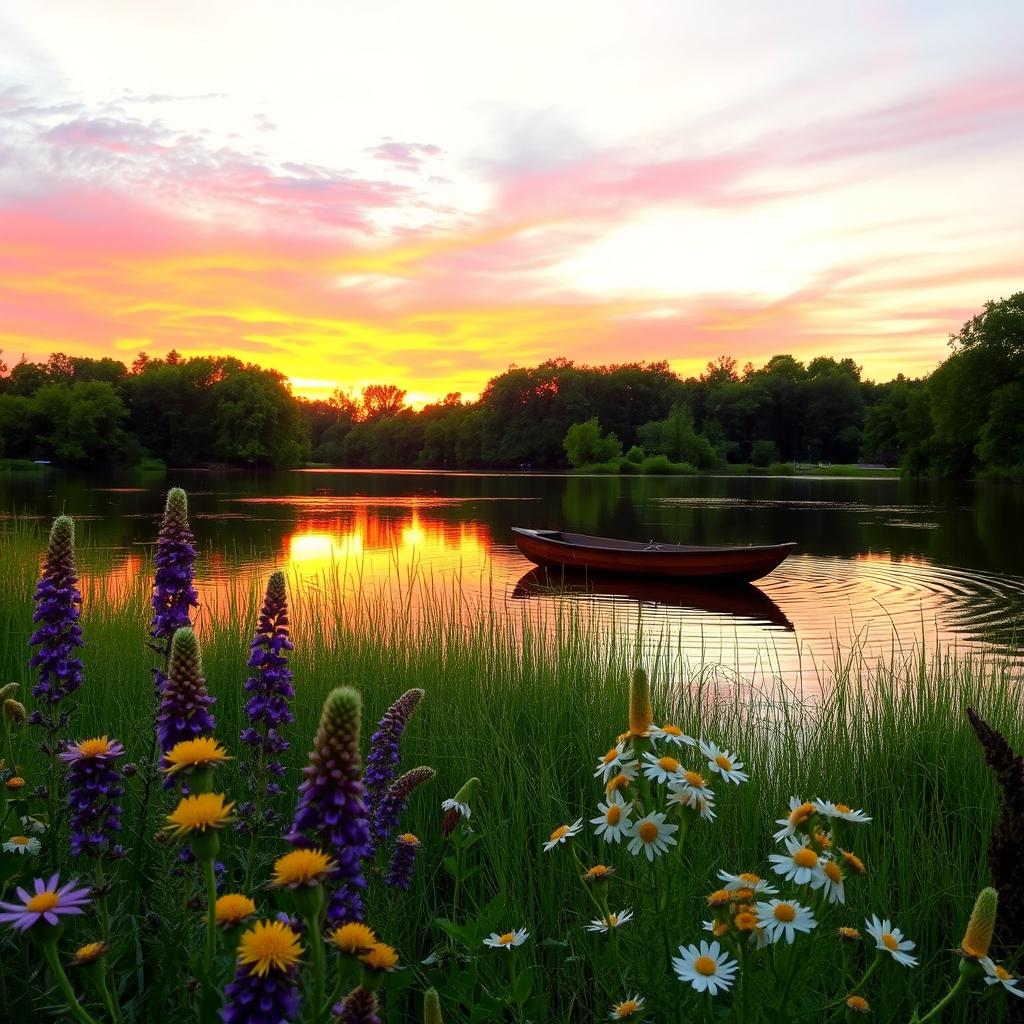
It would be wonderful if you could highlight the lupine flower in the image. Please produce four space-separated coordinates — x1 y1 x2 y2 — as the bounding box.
0 872 91 931
335 986 381 1024
286 687 371 924
59 736 125 858
483 928 529 950
157 628 216 755
865 916 918 967
329 922 377 955
370 764 435 848
149 488 199 652
223 920 302 1024
672 940 738 995
384 833 420 890
365 688 424 819
3 836 40 855
609 995 645 1020
28 516 84 733
960 887 998 959
238 571 295 834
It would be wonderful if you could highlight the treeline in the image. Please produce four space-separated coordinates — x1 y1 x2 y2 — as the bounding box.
0 294 1021 475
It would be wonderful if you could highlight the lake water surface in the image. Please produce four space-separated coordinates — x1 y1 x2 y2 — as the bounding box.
3 469 1023 682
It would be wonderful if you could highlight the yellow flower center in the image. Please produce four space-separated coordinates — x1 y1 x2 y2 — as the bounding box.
6 777 25 789
165 792 236 837
715 754 733 771
838 927 862 941
606 774 629 793
163 736 232 775
657 756 680 773
602 748 619 764
76 737 112 757
606 914 619 926
996 966 1013 981
835 803 852 814
606 805 622 825
587 865 611 878
841 849 866 875
74 941 108 964
694 955 718 976
238 920 303 976
398 833 419 845
793 848 818 868
499 932 516 945
773 904 797 923
734 912 758 931
732 888 755 902
882 933 898 951
824 862 843 883
706 889 730 907
9 835 29 846
549 825 569 842
739 872 761 884
662 724 682 736
330 922 378 953
789 801 815 825
215 893 256 925
684 770 705 787
713 921 729 937
814 829 833 848
615 1000 639 1019
636 821 658 843
27 891 60 913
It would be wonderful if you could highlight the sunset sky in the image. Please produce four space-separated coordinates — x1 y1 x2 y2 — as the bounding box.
2 2 1022 404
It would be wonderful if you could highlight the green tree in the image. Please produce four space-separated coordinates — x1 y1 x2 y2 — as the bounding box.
750 439 779 467
977 382 1024 473
563 418 622 467
32 381 132 464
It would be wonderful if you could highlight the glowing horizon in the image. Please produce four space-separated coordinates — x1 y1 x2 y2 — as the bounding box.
2 2 1023 403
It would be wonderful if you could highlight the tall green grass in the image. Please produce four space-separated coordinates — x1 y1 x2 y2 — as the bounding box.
0 522 1020 1020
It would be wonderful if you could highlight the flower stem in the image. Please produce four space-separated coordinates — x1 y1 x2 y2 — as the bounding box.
41 940 102 1024
202 857 218 973
306 917 326 1023
94 858 110 941
917 976 966 1023
94 963 123 1024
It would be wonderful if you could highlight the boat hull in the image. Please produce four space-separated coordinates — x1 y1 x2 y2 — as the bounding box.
511 529 795 583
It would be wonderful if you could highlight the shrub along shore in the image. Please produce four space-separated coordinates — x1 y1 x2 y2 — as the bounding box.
0 509 1021 1022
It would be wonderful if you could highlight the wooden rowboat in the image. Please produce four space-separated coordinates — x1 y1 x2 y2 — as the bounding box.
511 528 795 583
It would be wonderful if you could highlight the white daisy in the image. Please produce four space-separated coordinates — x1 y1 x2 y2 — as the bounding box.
590 792 633 844
441 797 471 820
543 818 583 852
641 751 685 785
865 916 917 967
768 835 826 887
755 899 817 944
668 768 715 805
812 799 872 824
690 794 717 822
609 994 645 1020
672 940 738 996
586 908 634 933
626 811 678 861
699 740 749 784
650 724 695 747
818 858 846 904
20 815 47 835
702 918 729 938
980 958 1024 998
483 928 529 950
594 743 628 782
2 835 40 855
717 871 779 896
773 796 817 842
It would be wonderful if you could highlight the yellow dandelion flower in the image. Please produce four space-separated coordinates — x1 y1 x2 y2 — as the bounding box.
360 942 399 972
330 922 378 954
237 920 303 976
162 737 232 776
706 889 731 907
72 941 110 966
840 849 866 875
734 911 758 932
164 792 235 838
214 893 256 927
272 848 336 888
6 776 25 791
838 926 862 942
846 996 870 1014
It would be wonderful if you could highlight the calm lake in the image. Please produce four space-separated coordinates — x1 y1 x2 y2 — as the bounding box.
3 469 1023 683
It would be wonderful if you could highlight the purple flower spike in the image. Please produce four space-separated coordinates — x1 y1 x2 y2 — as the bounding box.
334 986 381 1024
157 627 216 754
0 872 91 931
60 736 126 859
150 488 199 648
28 516 84 724
222 964 300 1024
384 833 420 891
365 689 424 817
287 687 371 925
238 571 295 834
371 765 435 848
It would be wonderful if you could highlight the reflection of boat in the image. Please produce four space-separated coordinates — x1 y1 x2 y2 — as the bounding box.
511 568 794 630
511 528 796 583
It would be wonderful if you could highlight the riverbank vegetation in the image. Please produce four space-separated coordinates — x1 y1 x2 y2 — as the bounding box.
0 292 1021 477
1 501 1023 1021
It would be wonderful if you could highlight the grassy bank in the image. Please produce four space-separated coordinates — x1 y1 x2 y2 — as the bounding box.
0 524 1020 1021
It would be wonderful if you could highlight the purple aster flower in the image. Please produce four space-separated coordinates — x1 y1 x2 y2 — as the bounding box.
287 687 371 925
222 967 300 1024
333 987 381 1024
0 872 91 931
239 571 295 834
371 765 435 848
28 516 84 725
365 689 423 816
59 736 125 859
157 627 216 754
384 833 420 891
150 487 199 648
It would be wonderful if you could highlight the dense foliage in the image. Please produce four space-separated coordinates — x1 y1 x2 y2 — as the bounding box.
1 294 1021 474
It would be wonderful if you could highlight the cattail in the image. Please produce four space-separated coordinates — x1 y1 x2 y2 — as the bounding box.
424 988 443 1024
157 628 216 754
371 765 435 847
961 887 998 959
628 667 652 738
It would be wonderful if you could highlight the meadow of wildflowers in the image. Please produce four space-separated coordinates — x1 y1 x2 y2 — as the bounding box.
0 490 1022 1022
